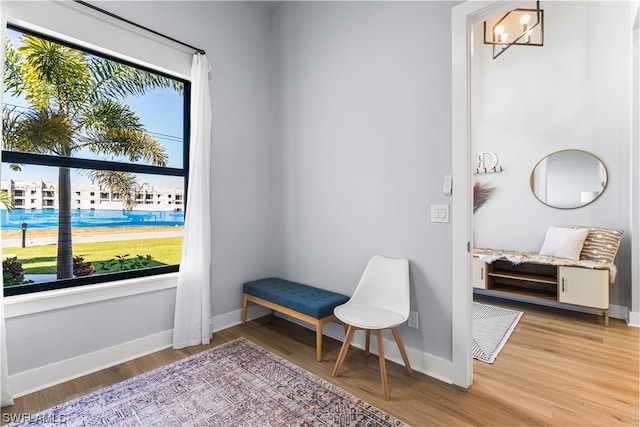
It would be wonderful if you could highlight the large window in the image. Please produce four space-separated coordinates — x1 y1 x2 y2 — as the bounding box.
2 26 189 296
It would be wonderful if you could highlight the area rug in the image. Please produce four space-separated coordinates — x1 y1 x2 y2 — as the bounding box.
473 302 523 364
8 337 407 426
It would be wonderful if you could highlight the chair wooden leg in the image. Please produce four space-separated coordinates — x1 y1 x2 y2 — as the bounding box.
391 327 413 374
365 329 371 356
333 324 356 377
241 294 248 326
375 329 390 400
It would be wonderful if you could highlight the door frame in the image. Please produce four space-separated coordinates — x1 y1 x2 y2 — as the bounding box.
451 0 531 388
631 5 639 327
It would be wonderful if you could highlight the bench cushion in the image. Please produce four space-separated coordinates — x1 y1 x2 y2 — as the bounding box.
243 278 350 319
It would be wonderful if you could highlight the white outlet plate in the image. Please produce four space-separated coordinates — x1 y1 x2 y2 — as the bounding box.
408 311 419 329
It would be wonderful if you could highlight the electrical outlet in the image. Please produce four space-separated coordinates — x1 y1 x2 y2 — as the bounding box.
408 311 419 329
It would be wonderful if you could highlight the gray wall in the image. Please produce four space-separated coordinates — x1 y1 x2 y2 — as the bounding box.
273 1 456 359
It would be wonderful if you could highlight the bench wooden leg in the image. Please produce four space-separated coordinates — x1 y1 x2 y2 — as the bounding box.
241 294 248 326
316 320 323 362
242 293 343 362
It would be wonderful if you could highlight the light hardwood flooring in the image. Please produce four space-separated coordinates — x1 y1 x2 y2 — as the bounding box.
2 297 638 426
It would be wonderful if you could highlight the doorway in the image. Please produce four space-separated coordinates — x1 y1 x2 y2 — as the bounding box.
453 0 640 389
451 0 522 389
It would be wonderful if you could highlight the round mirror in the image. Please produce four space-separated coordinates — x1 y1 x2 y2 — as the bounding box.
530 149 607 209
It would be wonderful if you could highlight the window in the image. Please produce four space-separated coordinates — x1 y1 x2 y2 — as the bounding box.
2 26 189 296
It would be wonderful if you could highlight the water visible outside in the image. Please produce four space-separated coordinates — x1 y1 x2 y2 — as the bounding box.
1 209 184 230
2 209 185 286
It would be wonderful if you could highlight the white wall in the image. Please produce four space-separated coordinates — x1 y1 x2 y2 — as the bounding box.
273 1 456 360
471 1 634 310
4 0 278 385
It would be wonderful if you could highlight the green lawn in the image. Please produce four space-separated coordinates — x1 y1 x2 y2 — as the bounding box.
4 237 183 274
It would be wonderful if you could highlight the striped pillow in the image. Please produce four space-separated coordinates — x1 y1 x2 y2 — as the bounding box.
577 227 623 264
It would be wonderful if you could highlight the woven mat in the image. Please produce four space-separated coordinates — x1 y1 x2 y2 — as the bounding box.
473 303 523 364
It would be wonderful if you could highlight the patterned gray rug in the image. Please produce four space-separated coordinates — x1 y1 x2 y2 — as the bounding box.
9 337 407 426
473 302 523 364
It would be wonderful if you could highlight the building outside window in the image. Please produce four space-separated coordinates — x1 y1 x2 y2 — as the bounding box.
2 26 189 296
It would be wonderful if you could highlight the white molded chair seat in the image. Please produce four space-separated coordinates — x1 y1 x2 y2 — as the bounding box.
331 255 412 400
334 304 405 330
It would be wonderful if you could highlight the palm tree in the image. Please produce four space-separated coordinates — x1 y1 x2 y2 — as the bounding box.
3 34 180 279
0 190 15 211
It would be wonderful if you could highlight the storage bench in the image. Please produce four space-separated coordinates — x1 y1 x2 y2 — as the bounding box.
473 248 616 326
241 277 350 361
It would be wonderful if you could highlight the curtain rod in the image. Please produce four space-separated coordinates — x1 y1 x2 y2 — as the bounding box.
73 0 206 55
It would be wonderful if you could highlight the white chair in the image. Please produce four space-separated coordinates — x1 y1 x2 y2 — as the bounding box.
332 255 412 400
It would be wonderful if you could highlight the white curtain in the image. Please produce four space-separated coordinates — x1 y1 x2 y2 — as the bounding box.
172 53 213 349
0 2 14 408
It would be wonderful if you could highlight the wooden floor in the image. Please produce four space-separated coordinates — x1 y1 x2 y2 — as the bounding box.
2 298 638 426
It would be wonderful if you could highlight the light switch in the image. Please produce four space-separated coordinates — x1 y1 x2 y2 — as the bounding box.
430 204 450 223
442 175 452 195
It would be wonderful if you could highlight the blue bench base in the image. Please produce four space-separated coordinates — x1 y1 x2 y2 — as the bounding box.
241 278 350 361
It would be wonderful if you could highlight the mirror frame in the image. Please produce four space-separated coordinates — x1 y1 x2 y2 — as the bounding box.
529 149 608 209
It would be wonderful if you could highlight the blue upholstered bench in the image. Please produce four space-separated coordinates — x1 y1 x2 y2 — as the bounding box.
241 277 350 361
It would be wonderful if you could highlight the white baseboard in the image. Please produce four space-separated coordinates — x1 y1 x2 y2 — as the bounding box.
10 300 631 400
628 311 640 327
8 330 174 399
223 307 455 383
7 305 270 399
210 304 270 333
275 313 454 385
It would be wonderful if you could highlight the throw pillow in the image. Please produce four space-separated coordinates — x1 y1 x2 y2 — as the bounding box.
576 227 623 264
539 226 590 260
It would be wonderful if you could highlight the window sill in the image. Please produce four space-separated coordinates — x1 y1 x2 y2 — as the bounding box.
3 272 179 319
